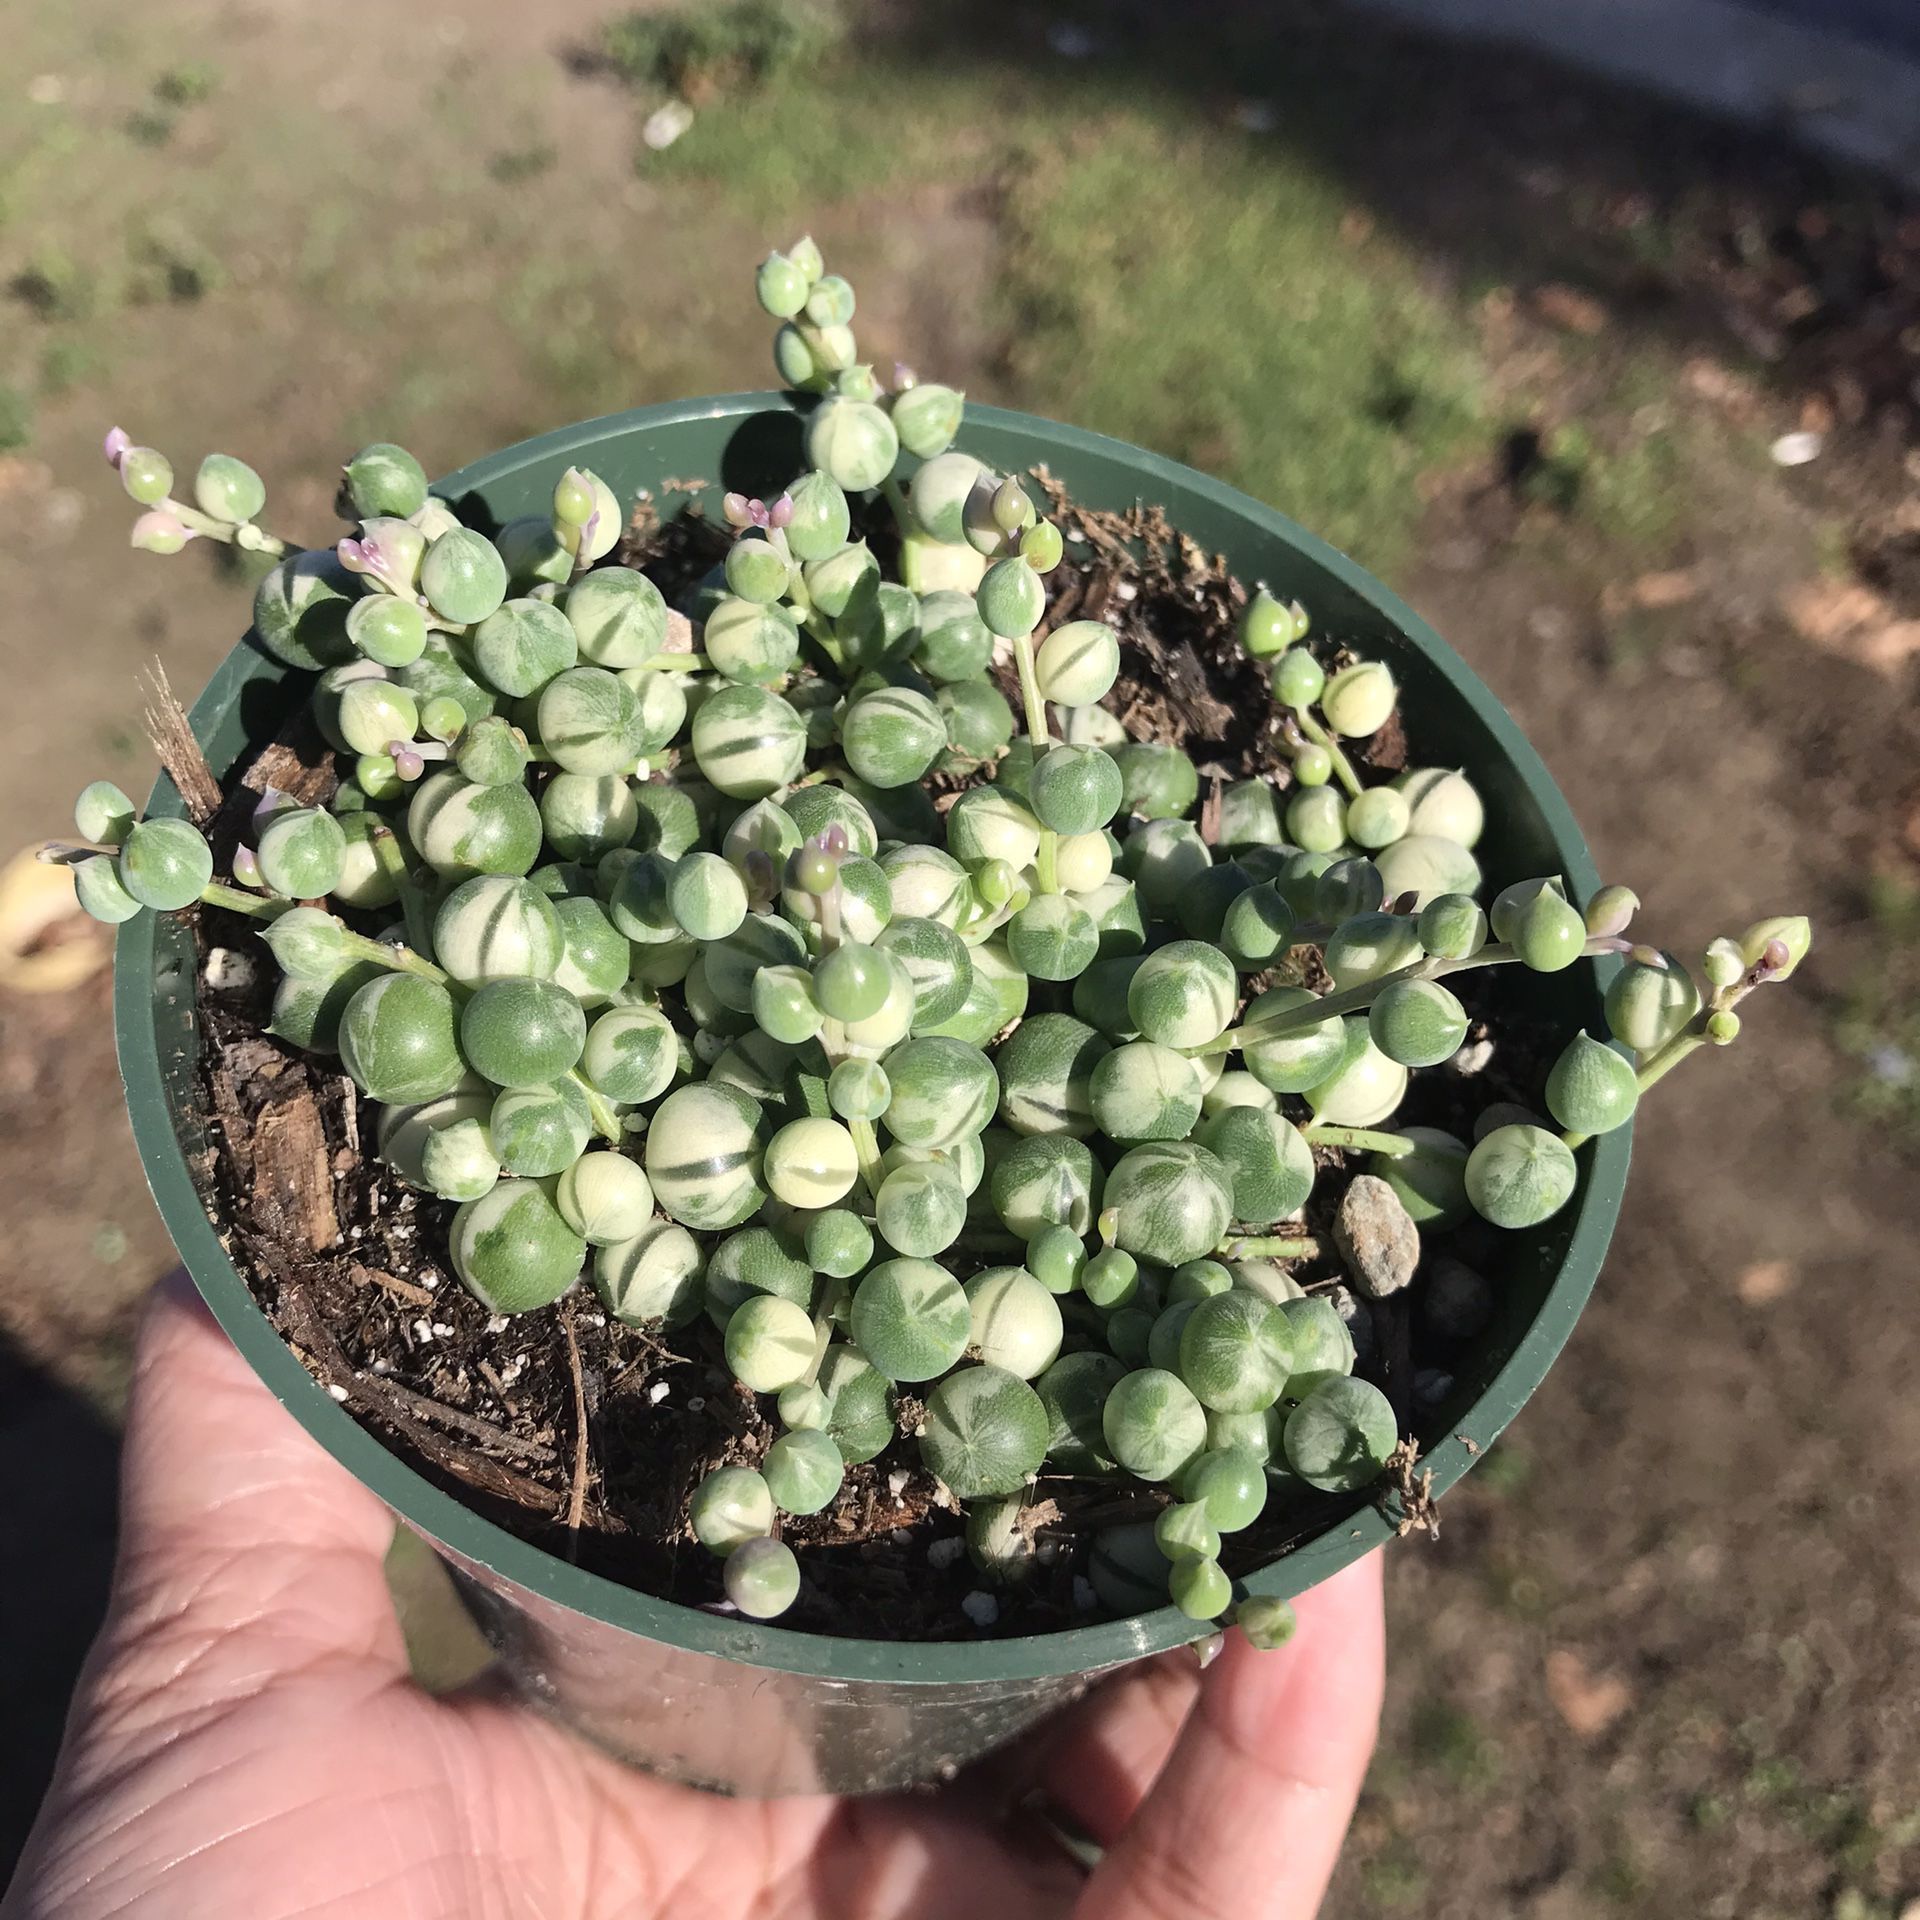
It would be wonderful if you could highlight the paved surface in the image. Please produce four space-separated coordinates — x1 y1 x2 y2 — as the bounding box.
1353 0 1920 184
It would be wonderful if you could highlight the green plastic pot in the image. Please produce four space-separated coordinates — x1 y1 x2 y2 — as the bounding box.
116 393 1629 1796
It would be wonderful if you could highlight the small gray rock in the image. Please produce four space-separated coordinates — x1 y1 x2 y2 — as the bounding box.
1422 1257 1493 1341
1414 1368 1455 1413
1334 1174 1421 1300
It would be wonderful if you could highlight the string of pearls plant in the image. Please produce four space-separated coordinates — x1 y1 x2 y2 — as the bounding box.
54 236 1809 1634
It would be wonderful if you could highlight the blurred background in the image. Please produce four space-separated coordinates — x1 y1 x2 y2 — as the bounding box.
3 0 1918 1909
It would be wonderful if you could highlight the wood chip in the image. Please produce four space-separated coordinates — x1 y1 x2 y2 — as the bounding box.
1780 579 1920 677
140 662 223 825
1735 1259 1794 1304
1532 283 1608 335
561 1299 590 1549
374 1375 558 1463
349 1260 434 1309
250 1092 340 1251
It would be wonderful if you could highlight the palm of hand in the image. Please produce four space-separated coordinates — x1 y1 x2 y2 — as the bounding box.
5 1280 1381 1920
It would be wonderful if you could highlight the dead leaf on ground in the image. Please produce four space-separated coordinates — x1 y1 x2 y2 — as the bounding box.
1736 1259 1794 1304
1545 1649 1632 1738
0 848 110 995
0 457 54 505
1681 358 1759 414
1602 569 1700 616
1780 579 1920 678
1532 283 1608 335
1631 570 1700 610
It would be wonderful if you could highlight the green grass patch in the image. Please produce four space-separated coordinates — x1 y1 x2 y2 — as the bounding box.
0 381 32 451
1834 871 1920 1152
1359 1833 1430 1908
640 58 1020 210
1409 1698 1501 1789
605 0 840 101
992 117 1485 574
622 31 1488 572
153 60 221 108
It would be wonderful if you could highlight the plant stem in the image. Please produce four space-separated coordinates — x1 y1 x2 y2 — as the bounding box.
201 882 295 921
370 826 435 959
803 1276 850 1383
1193 936 1624 1059
1302 1124 1415 1157
1192 962 1428 1056
1217 1233 1325 1261
1291 706 1362 799
848 1115 888 1201
567 1070 625 1145
789 763 853 790
1012 632 1050 748
166 498 290 559
1010 629 1059 894
1036 830 1060 896
882 473 913 533
272 916 450 985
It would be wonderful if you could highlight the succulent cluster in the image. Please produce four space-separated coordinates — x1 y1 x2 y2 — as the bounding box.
58 237 1810 1632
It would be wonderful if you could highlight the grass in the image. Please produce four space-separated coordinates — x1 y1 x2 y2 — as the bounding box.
631 32 1489 576
1409 1698 1502 1790
641 59 1014 210
1358 1833 1430 1909
993 118 1486 573
1834 872 1920 1151
604 0 840 101
0 382 31 450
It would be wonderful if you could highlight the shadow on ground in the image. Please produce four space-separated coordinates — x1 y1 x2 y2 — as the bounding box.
0 1339 118 1878
902 0 1919 448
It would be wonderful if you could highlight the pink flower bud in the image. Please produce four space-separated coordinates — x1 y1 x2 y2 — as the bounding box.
392 748 426 782
722 492 755 528
129 511 192 555
1762 937 1791 975
768 492 795 530
250 787 294 833
103 426 132 467
337 536 369 573
822 823 850 858
232 844 262 887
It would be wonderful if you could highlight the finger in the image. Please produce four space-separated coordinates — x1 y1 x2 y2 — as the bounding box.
108 1270 408 1676
1075 1552 1385 1920
1027 1648 1202 1843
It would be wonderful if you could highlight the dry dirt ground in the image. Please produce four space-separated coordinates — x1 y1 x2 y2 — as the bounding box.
2 1 1918 1911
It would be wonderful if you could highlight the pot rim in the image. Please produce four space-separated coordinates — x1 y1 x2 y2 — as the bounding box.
116 391 1630 1686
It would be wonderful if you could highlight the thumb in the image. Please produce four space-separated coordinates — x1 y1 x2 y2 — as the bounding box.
1075 1551 1385 1920
105 1270 408 1679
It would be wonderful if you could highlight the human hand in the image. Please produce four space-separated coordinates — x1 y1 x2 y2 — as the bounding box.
5 1274 1383 1920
